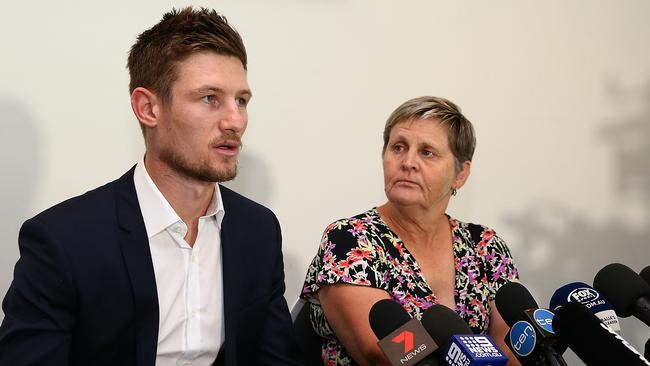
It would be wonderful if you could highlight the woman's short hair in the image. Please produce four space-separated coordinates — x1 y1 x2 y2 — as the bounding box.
382 96 476 172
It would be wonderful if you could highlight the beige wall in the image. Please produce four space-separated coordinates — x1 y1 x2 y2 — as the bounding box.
1 0 649 362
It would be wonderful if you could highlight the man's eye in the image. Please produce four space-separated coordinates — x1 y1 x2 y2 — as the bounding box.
201 95 215 104
393 144 404 152
236 97 249 107
421 150 433 157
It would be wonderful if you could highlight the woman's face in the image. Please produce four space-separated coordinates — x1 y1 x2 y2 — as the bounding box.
382 118 470 211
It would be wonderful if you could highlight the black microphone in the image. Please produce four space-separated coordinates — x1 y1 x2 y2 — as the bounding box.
549 282 621 333
553 301 650 365
494 281 538 326
641 265 650 358
495 282 567 366
593 263 650 327
420 304 508 366
369 299 439 366
640 265 650 285
640 265 650 359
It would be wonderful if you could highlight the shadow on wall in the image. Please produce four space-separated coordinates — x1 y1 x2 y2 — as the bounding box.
0 98 42 320
223 151 273 205
223 151 303 303
504 80 650 353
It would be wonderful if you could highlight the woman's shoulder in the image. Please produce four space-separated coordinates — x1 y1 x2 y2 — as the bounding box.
318 207 392 254
450 216 519 281
450 216 495 236
322 208 382 236
449 216 508 249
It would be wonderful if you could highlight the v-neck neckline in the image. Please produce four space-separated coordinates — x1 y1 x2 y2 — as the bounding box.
371 207 463 311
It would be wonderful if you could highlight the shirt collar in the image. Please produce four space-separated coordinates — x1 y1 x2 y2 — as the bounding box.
133 157 225 238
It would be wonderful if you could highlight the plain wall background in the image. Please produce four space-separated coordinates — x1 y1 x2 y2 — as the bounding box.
1 1 649 363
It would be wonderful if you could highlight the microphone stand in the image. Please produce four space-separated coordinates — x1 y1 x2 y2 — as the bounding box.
543 348 568 366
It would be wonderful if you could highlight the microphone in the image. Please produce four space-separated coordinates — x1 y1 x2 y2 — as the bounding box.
495 282 567 366
549 282 620 333
553 301 650 365
640 265 650 285
593 263 650 327
641 266 650 360
369 299 439 366
633 266 650 359
494 281 538 326
420 304 508 366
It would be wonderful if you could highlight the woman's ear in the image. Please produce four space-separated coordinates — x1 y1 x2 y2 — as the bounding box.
453 160 471 190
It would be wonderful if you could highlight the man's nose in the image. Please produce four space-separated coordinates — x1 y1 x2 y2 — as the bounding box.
219 100 246 134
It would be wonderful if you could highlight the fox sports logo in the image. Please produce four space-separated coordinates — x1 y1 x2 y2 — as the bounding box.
568 287 599 304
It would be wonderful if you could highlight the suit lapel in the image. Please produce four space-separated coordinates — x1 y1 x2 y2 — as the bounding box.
116 167 159 366
219 186 244 366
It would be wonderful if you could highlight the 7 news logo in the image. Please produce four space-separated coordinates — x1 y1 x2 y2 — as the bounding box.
392 330 427 364
377 318 437 365
392 330 414 353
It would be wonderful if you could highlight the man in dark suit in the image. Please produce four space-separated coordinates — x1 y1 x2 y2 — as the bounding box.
0 7 302 366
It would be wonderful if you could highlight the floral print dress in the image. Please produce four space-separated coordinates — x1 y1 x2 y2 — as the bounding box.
300 208 519 365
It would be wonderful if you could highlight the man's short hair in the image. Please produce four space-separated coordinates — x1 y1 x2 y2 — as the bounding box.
127 7 247 105
382 96 476 172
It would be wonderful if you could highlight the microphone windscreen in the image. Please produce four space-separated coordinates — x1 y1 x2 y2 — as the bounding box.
549 282 589 310
420 304 472 348
553 302 650 365
494 281 538 327
369 299 411 340
593 263 650 317
549 281 620 332
641 266 650 285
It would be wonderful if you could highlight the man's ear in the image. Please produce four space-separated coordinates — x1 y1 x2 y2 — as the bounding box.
130 87 161 129
453 160 471 190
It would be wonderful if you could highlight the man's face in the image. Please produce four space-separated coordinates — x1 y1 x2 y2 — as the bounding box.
153 52 251 183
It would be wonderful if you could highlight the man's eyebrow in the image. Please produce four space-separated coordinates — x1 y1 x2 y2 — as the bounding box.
193 86 223 94
193 86 252 97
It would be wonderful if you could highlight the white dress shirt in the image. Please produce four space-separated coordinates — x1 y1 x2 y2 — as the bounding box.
134 160 225 366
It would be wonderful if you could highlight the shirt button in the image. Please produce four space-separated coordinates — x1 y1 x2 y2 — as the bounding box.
191 309 197 318
191 255 197 263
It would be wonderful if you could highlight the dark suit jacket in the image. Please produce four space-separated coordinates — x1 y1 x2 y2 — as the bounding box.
0 167 302 366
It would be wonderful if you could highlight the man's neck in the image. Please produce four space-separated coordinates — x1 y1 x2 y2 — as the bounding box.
144 155 215 244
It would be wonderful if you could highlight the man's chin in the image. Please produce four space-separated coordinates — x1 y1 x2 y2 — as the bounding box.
209 162 239 182
173 164 237 183
196 165 237 183
213 170 237 183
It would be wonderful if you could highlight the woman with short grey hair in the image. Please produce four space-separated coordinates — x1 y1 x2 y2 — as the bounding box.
301 96 521 365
